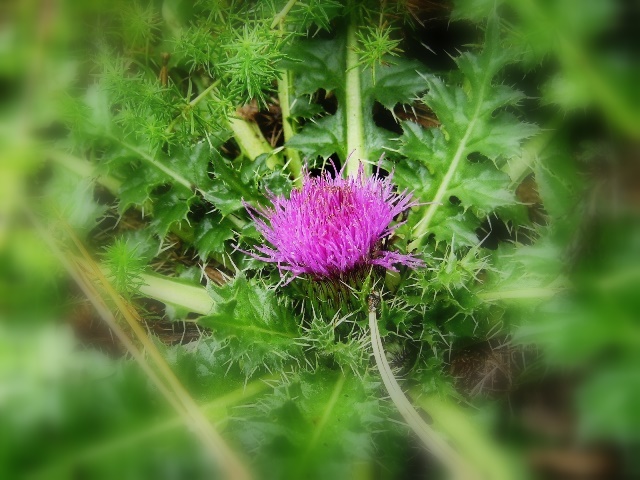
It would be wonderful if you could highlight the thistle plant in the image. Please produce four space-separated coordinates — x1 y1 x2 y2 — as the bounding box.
4 0 639 479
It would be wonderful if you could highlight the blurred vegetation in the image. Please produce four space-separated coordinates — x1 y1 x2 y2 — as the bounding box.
0 0 638 479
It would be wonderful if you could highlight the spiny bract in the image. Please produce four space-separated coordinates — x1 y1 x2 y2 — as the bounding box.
244 163 423 282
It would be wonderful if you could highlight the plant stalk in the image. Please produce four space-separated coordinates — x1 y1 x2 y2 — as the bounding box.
228 115 275 164
140 272 215 314
345 20 368 177
368 295 475 479
277 68 303 186
270 0 298 29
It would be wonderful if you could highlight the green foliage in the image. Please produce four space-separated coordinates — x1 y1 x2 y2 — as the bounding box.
396 21 538 246
288 0 344 33
0 327 255 479
235 368 385 479
301 314 370 373
102 237 150 298
354 24 403 82
454 0 640 138
283 35 426 162
4 0 638 477
199 276 302 376
220 23 290 107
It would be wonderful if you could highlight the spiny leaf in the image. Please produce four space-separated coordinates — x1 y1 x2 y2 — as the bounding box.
198 277 301 375
397 20 538 247
151 190 196 238
235 369 383 478
194 215 235 260
283 35 427 162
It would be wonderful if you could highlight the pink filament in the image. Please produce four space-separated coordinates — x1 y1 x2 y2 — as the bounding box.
244 163 423 281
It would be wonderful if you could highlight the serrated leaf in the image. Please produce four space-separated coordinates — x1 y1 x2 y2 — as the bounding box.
202 182 245 216
281 38 344 96
396 121 449 168
151 190 195 237
166 141 214 190
235 369 382 478
450 164 515 216
364 59 427 110
194 216 235 259
429 208 480 247
399 20 538 245
284 35 427 163
202 155 262 216
117 167 161 213
198 277 301 375
286 113 346 160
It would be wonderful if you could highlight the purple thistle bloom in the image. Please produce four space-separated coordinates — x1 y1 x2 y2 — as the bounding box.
244 163 423 282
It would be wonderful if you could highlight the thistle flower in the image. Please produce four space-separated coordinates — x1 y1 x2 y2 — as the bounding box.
244 163 423 282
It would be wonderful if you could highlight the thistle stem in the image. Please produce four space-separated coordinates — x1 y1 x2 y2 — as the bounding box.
228 115 275 163
345 21 368 177
270 0 298 29
140 272 215 314
189 77 279 167
272 13 302 185
277 68 303 186
368 295 475 479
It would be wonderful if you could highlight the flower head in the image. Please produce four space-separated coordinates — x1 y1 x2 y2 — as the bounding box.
244 163 423 282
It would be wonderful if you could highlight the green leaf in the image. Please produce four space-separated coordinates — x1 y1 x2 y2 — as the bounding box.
284 35 427 162
166 141 214 190
116 163 165 213
399 20 539 246
286 112 346 160
202 154 261 216
449 164 515 217
198 277 301 375
202 181 245 216
364 58 428 111
0 327 263 479
194 215 235 260
151 190 195 238
429 208 480 246
235 369 383 477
